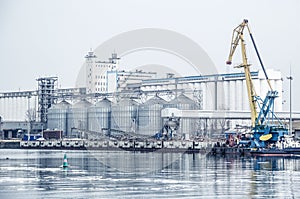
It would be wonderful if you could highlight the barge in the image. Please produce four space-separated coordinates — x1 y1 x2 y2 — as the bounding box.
16 139 215 153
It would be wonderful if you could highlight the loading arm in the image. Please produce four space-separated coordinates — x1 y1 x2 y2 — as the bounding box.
226 19 258 127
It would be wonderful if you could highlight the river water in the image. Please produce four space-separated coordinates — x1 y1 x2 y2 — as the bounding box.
0 149 300 198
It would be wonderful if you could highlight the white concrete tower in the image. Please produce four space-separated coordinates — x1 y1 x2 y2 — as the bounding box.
85 51 119 94
85 51 97 94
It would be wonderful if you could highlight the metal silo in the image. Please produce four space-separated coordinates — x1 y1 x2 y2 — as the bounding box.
166 94 197 139
111 98 138 134
47 100 70 136
88 97 112 135
167 94 196 110
67 99 92 137
138 96 166 136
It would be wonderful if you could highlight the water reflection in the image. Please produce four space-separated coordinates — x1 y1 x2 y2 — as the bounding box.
0 149 300 198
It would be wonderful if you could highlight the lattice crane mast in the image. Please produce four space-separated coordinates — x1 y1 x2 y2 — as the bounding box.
226 19 288 148
226 19 273 127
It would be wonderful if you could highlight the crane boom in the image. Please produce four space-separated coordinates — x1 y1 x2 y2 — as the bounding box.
226 19 258 127
226 19 288 148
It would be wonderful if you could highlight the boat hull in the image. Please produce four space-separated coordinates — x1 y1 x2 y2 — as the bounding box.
250 150 292 157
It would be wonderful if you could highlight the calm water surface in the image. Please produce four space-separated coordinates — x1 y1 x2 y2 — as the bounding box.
0 149 300 198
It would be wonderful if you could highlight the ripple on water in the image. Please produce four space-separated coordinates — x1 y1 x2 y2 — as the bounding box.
0 149 300 198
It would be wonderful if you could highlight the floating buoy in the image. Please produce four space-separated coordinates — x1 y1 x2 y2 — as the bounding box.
63 153 68 168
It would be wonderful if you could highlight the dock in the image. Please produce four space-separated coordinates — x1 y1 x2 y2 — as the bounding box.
16 139 215 153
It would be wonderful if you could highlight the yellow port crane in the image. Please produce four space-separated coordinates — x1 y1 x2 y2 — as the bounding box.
226 19 273 127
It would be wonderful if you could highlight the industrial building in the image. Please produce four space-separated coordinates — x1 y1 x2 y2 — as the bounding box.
0 53 298 140
85 51 119 94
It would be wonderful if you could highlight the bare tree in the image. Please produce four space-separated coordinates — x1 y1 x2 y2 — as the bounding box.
25 108 36 135
218 118 228 133
26 108 36 122
217 105 230 133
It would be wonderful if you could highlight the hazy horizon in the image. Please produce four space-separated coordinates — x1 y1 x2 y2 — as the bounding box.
1 0 299 110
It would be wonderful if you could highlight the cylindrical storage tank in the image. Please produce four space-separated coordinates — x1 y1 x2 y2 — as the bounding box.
223 80 229 110
88 98 112 135
229 80 236 110
236 80 243 110
47 100 70 136
138 96 166 136
67 99 92 137
166 94 197 110
111 98 138 134
165 94 197 139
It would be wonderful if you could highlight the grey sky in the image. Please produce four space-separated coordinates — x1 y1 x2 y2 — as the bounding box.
0 0 299 110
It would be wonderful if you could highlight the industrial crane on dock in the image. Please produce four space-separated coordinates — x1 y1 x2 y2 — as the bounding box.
226 19 288 148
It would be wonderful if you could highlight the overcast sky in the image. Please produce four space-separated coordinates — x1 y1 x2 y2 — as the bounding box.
0 0 299 110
